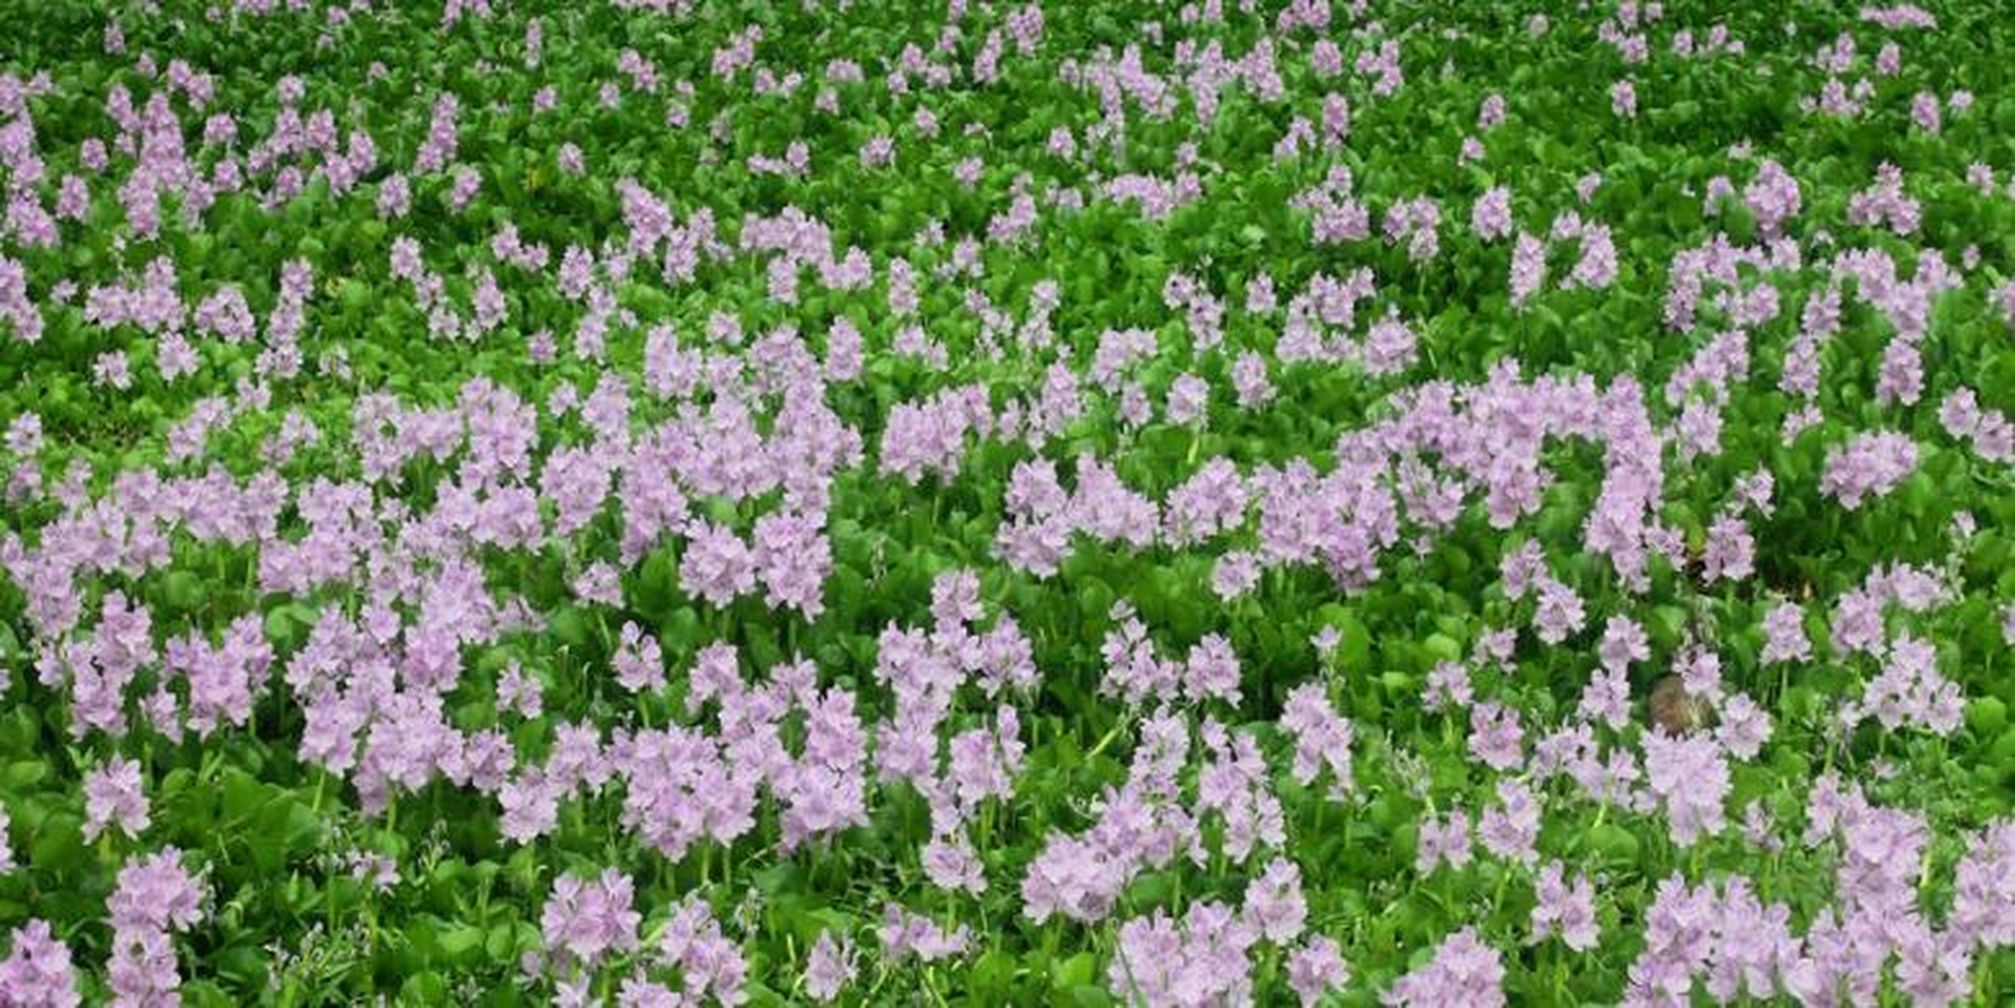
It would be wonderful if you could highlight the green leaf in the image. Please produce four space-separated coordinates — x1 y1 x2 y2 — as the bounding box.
438 923 486 962
1053 951 1097 988
1966 697 2007 736
1584 823 1641 866
2 760 47 789
29 813 86 873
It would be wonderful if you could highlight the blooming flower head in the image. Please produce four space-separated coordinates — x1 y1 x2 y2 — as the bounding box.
1384 927 1505 1006
540 868 640 970
1530 860 1600 951
803 930 856 1002
83 757 149 841
1820 430 1917 509
108 848 205 934
0 920 80 1007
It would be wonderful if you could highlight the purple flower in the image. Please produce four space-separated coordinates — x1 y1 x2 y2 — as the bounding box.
1280 683 1355 798
612 622 665 693
1599 615 1650 672
1183 634 1243 706
499 770 561 844
1743 159 1802 236
1643 730 1729 845
1578 666 1632 730
108 848 204 935
1468 702 1525 771
0 920 80 1007
1530 860 1600 951
1424 660 1473 712
1478 780 1540 865
1611 79 1638 117
1532 577 1586 644
1510 232 1548 307
1715 692 1772 759
1702 513 1754 582
878 904 970 963
680 520 756 607
1417 809 1473 874
1287 936 1349 1006
1109 900 1259 1006
921 835 986 894
1164 374 1211 426
83 757 149 841
1211 550 1263 600
1762 602 1812 663
1242 858 1308 943
654 895 747 1003
1383 927 1505 1007
540 868 640 971
803 930 855 1002
1472 186 1513 241
752 508 830 617
1949 821 2015 949
1196 719 1285 861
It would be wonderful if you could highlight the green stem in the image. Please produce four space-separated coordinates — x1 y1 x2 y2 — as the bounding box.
1086 717 1127 760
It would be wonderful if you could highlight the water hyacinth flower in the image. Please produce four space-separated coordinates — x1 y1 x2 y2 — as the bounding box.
104 847 205 1005
1761 602 1812 664
1287 936 1349 1005
612 621 666 693
0 919 81 1007
1643 730 1730 845
1242 858 1308 943
652 895 748 1002
1280 682 1355 798
107 849 205 935
1472 185 1513 242
1467 702 1525 771
1820 430 1918 509
1108 900 1260 1006
877 904 970 963
1509 232 1548 306
1383 927 1505 1006
802 930 855 1002
1611 79 1639 117
82 757 149 841
1478 780 1540 865
1416 810 1474 874
540 868 640 972
1529 861 1600 951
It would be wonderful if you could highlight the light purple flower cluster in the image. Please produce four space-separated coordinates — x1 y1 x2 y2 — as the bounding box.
82 756 148 841
1109 900 1258 1005
0 920 80 1007
1383 927 1505 1007
801 930 856 1002
1099 603 1243 707
644 895 748 1004
1416 809 1474 874
105 849 204 1006
539 867 641 973
1939 387 2012 462
1529 861 1600 951
1642 728 1731 845
1820 430 1917 509
1472 185 1513 242
877 904 970 963
1024 710 1197 924
1279 682 1356 799
1112 862 1328 1008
